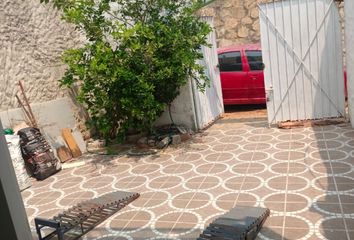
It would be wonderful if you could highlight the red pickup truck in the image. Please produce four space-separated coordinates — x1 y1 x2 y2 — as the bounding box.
217 44 347 105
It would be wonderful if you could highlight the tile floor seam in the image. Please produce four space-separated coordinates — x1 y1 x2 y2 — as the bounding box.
326 137 351 240
281 128 292 240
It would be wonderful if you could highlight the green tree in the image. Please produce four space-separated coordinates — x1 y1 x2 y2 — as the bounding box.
41 0 211 140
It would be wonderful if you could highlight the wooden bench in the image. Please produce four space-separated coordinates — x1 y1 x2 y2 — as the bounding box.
34 191 140 240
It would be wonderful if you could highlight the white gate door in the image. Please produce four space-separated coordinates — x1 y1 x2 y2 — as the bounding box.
259 0 345 124
192 16 224 129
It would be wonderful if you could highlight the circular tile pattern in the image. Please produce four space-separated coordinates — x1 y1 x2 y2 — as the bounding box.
313 193 354 215
276 133 306 141
313 176 354 192
36 207 63 219
247 134 273 143
266 176 309 192
212 143 239 152
261 193 310 214
93 235 131 240
315 217 354 239
310 150 348 161
309 132 340 140
51 176 84 189
249 128 276 135
201 136 217 143
204 152 234 162
72 164 103 176
148 176 183 190
343 131 354 138
107 210 153 234
114 176 148 190
237 152 269 162
81 176 116 190
187 143 210 151
161 163 194 175
23 122 354 240
206 130 224 136
269 162 308 175
130 191 170 209
213 192 258 211
27 190 63 207
174 153 202 162
223 176 263 192
170 191 212 210
100 163 131 175
311 161 353 175
273 150 306 162
309 140 343 150
259 215 313 240
57 190 96 207
130 163 161 175
346 139 354 148
274 141 307 150
184 176 221 190
152 211 201 237
231 162 267 175
218 136 244 143
144 154 172 163
242 142 272 151
194 163 228 175
224 129 248 136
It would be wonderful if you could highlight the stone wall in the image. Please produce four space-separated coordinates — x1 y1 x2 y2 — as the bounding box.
0 0 83 112
200 0 345 48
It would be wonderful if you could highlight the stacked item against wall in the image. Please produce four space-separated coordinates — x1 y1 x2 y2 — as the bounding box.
5 134 31 191
18 127 61 180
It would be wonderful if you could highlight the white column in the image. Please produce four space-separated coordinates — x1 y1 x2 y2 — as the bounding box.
0 121 32 240
345 0 354 126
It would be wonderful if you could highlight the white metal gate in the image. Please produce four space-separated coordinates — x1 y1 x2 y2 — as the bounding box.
192 16 224 129
259 0 345 123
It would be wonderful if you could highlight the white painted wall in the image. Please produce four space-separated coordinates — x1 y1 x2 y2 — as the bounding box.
155 16 224 131
0 121 32 240
154 81 197 130
345 0 354 126
193 16 224 129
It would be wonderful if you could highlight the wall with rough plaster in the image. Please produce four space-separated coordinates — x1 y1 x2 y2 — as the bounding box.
0 0 83 112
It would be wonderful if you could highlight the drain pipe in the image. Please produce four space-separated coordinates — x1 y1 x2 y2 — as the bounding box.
189 78 201 131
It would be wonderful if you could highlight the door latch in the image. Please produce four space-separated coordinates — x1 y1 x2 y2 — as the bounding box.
265 86 273 102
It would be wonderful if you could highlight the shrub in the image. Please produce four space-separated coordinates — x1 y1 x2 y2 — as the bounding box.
41 0 211 140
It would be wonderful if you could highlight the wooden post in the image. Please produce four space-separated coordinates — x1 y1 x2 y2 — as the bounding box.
62 128 82 158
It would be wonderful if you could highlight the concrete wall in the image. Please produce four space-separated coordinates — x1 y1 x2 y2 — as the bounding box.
155 81 197 130
155 17 224 131
0 0 83 111
200 0 345 48
345 0 354 126
0 98 87 153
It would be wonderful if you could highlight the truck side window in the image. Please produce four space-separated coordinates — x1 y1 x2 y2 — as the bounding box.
246 50 263 71
218 51 243 72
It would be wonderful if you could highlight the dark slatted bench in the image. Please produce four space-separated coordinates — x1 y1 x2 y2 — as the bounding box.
34 191 140 240
198 207 270 240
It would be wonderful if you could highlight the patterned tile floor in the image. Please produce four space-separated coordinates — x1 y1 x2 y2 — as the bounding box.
22 117 354 240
